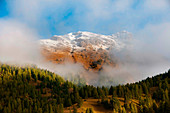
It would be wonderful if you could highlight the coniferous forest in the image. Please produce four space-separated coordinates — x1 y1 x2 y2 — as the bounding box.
0 63 169 113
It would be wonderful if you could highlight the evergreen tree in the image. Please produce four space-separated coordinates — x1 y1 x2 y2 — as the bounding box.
77 98 83 108
73 106 77 113
93 88 99 99
143 83 148 95
109 86 114 95
122 107 127 113
65 98 72 107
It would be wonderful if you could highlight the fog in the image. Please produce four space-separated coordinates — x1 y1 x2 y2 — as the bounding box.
0 20 169 86
103 23 170 85
0 0 170 86
0 19 41 64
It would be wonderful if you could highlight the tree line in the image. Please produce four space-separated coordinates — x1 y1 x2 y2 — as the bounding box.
0 63 169 113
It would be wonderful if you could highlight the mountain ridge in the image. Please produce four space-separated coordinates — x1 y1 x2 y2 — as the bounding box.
40 31 132 51
40 31 132 71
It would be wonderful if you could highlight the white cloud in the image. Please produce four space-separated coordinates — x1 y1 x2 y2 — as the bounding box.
0 0 169 85
0 19 41 64
136 22 170 58
82 0 134 20
144 0 170 11
5 0 170 35
114 0 134 12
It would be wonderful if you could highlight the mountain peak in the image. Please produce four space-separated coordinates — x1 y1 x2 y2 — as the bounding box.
41 31 132 52
52 31 132 39
40 31 132 71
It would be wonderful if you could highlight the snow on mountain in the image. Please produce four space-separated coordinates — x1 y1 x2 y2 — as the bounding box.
40 31 132 52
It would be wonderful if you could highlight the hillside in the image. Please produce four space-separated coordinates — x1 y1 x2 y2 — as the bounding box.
0 63 169 113
40 31 132 71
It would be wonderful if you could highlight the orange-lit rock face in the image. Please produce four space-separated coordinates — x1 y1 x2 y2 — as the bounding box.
41 46 116 71
39 31 132 71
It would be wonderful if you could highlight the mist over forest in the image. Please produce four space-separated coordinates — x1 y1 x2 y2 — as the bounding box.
0 0 170 113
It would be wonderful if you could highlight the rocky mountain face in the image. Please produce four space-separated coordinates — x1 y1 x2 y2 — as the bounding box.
40 31 132 71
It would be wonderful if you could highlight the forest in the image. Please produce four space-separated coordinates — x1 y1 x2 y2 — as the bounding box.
0 63 169 113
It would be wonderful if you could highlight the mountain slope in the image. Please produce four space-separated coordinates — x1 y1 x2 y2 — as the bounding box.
40 31 132 71
0 63 169 113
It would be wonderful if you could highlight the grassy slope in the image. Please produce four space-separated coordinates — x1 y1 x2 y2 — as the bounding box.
0 64 168 113
63 97 140 113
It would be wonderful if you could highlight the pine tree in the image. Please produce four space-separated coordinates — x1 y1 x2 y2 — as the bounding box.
135 84 139 98
143 83 148 95
59 104 64 113
84 90 88 99
38 108 43 113
86 108 90 113
153 100 158 111
165 89 169 101
77 98 83 108
97 87 104 98
130 102 137 113
73 106 77 113
143 105 149 113
139 105 143 113
89 108 94 113
93 88 99 99
102 86 108 97
164 101 170 113
79 88 84 98
3 107 7 113
122 107 127 113
118 85 123 97
7 102 11 113
50 104 53 113
17 104 22 113
65 98 72 107
109 86 114 95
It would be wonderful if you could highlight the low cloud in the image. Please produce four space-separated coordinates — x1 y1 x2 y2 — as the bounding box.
0 0 169 86
102 22 170 85
0 19 41 64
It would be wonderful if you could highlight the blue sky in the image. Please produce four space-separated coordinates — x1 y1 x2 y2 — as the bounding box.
0 0 170 79
0 0 8 17
0 0 170 39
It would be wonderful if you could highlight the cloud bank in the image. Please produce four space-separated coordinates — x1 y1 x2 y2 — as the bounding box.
0 0 169 86
0 19 41 64
3 0 170 37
